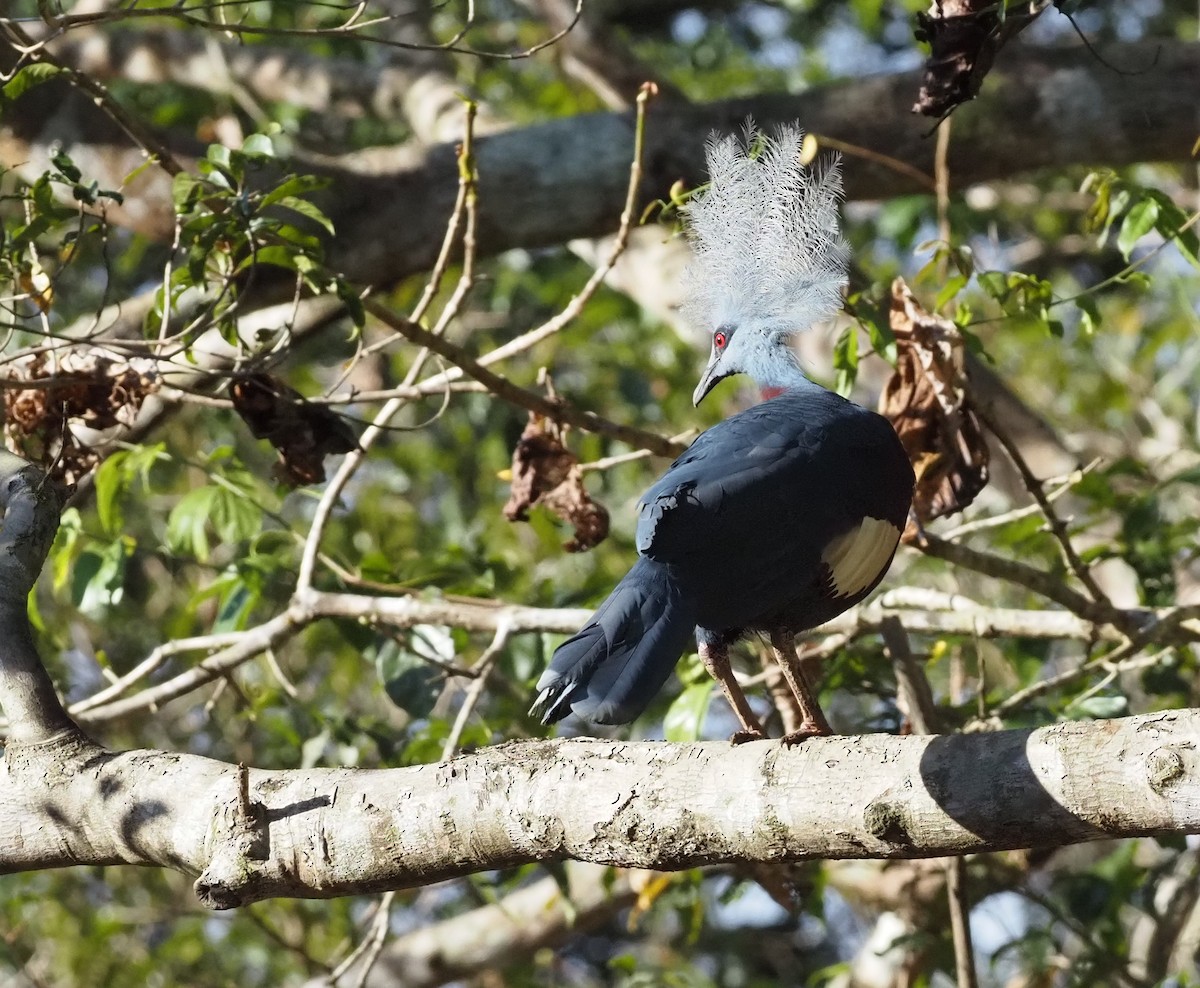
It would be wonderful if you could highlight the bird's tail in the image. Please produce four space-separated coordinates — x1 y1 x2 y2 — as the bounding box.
531 558 697 726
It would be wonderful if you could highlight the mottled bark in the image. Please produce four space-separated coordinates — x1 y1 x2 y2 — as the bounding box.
2 41 1194 285
2 711 1198 907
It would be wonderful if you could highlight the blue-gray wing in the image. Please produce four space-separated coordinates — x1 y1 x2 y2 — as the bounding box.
634 389 911 629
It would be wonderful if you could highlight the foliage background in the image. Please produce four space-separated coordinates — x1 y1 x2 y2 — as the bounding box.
2 0 1200 985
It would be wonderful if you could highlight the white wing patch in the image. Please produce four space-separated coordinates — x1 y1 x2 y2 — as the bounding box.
820 516 902 599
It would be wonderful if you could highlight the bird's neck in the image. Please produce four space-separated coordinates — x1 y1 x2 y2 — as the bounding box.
747 337 818 396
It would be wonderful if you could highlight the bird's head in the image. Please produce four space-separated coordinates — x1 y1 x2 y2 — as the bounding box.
681 123 850 405
692 319 802 405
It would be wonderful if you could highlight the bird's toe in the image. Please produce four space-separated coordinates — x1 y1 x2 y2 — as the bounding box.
779 723 834 747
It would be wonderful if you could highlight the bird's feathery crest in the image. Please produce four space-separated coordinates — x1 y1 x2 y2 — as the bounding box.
680 123 849 336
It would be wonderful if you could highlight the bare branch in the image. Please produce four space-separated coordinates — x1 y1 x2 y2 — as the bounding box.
335 864 637 988
3 711 1198 907
0 451 77 744
5 42 1195 282
364 302 686 458
917 533 1139 633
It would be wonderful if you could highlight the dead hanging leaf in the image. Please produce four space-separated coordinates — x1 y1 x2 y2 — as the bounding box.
879 278 989 539
229 374 358 486
912 0 1004 118
2 349 160 485
503 413 609 552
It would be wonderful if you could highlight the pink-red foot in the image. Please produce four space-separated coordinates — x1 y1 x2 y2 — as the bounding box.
780 723 834 747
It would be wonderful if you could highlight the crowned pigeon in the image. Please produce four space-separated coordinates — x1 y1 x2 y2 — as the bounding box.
531 125 914 742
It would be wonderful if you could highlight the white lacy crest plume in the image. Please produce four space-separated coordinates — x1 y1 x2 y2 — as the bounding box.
680 122 850 335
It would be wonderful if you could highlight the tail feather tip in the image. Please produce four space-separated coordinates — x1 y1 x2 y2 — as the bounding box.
529 677 575 725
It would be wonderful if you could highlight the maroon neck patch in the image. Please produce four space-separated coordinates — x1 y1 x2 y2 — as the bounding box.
760 386 785 400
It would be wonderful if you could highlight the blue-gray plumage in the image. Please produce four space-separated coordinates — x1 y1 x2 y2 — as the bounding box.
532 385 913 729
530 124 915 739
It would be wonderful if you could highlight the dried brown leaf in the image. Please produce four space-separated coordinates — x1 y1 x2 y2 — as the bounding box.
880 278 989 539
503 414 610 553
913 0 1000 117
229 374 358 487
2 350 160 484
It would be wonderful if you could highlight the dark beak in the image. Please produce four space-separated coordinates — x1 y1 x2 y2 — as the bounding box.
693 351 724 406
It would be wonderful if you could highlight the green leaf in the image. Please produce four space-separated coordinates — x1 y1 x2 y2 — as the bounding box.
93 451 128 535
273 195 335 234
934 273 967 312
209 486 262 545
172 172 203 211
241 134 275 158
336 280 366 329
206 143 233 169
977 270 1007 301
71 541 131 618
51 508 84 593
1147 191 1200 269
663 682 713 742
51 150 82 183
1075 296 1101 336
1116 198 1159 259
832 327 858 397
375 640 442 718
166 486 219 561
240 244 319 274
259 174 329 208
2 63 62 101
213 579 258 633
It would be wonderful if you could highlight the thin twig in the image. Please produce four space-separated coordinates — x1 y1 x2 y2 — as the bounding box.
364 303 685 458
351 890 397 988
440 617 513 761
1 0 584 62
1 21 183 175
916 533 1134 632
945 858 980 988
295 104 480 594
934 117 952 273
579 436 696 473
940 461 1099 541
975 405 1108 604
880 617 937 734
324 891 397 987
815 136 936 192
69 631 252 714
990 644 1178 719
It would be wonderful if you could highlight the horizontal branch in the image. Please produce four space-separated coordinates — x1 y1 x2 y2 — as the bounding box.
310 585 1114 642
2 711 1197 907
918 533 1139 632
57 585 1118 726
337 863 636 988
3 41 1194 282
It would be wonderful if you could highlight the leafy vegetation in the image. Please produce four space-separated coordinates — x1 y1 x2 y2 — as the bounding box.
2 0 1200 985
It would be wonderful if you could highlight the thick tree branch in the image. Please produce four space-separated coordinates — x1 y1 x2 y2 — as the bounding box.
336 863 637 988
0 451 77 744
3 41 1194 281
2 711 1197 907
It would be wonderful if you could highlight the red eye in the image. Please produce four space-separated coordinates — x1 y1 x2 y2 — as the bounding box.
714 331 727 350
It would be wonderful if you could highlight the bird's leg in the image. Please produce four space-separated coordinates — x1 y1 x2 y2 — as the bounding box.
769 628 833 745
698 639 765 744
